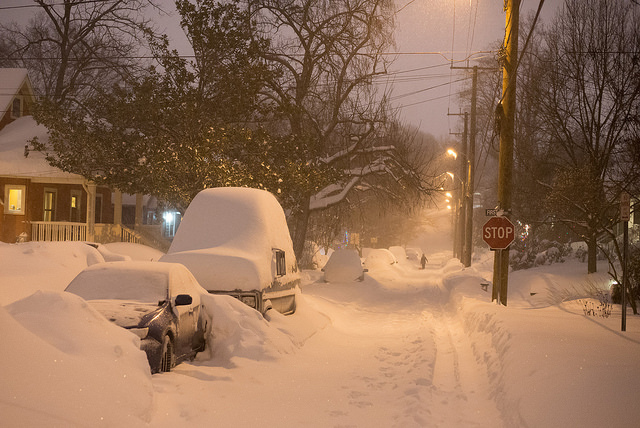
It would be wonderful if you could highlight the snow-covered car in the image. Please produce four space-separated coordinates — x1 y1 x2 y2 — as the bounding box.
405 247 421 261
364 248 398 270
322 249 366 282
65 261 208 373
159 187 299 315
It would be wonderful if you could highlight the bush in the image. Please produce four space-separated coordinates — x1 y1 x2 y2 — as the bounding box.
627 244 640 302
510 238 569 271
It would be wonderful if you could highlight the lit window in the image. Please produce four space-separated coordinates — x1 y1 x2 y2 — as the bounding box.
44 189 57 221
4 185 26 214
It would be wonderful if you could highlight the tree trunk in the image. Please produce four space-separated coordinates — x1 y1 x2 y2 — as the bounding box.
587 233 597 274
291 195 311 263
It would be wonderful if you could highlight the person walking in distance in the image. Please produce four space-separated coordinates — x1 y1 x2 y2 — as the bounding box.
420 254 428 269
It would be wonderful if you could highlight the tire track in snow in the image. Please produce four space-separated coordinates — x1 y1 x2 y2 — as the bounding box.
427 307 504 427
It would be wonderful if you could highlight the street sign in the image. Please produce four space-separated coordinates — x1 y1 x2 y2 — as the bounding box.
482 216 515 249
485 208 497 216
620 192 631 222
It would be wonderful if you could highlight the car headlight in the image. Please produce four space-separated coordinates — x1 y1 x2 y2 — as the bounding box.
129 327 149 340
241 295 257 308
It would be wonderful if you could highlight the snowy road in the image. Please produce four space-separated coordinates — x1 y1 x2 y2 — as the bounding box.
5 239 640 427
149 262 505 427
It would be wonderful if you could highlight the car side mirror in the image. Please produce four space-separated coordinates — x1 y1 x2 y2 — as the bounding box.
174 294 193 306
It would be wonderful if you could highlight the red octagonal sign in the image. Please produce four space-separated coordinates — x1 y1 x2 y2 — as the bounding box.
482 216 515 249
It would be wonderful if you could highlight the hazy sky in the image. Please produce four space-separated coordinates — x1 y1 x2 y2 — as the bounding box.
1 0 563 138
389 0 562 138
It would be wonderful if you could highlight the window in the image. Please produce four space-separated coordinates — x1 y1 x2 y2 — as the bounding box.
70 190 82 222
11 98 21 119
43 189 57 221
274 249 286 276
4 185 26 214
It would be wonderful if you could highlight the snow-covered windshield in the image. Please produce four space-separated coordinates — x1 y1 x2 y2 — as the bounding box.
65 267 168 303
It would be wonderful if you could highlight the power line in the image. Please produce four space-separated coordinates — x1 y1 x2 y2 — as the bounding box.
0 0 120 11
390 76 470 102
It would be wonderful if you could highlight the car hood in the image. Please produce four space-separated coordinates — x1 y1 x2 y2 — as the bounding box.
87 300 162 328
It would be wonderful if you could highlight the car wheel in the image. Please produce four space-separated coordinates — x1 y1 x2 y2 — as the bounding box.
160 335 174 372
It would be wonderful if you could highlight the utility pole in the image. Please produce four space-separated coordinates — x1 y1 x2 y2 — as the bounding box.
447 111 468 261
493 0 520 306
465 66 478 268
451 65 485 267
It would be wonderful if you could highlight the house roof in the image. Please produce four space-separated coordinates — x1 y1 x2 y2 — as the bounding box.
0 115 85 183
0 68 34 118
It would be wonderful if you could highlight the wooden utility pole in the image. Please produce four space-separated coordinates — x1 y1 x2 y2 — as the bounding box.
450 65 480 267
493 0 520 305
448 111 468 261
464 66 478 268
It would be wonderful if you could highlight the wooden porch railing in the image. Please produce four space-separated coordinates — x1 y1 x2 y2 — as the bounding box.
30 222 142 244
31 221 87 242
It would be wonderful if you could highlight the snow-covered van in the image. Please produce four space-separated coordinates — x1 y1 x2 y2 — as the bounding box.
159 187 299 315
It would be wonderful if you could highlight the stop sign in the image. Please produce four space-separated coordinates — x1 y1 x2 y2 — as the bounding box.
482 216 515 249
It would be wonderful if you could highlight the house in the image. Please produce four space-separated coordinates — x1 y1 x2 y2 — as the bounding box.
0 68 35 130
0 68 162 247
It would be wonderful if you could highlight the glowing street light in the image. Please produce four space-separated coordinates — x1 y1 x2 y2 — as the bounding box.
447 149 458 159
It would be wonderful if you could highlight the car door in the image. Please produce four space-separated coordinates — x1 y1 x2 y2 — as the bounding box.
169 269 201 357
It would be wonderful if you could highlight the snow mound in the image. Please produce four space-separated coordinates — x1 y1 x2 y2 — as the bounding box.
104 242 165 261
0 241 105 305
364 248 398 270
197 294 299 367
2 290 154 426
322 249 365 282
388 246 407 261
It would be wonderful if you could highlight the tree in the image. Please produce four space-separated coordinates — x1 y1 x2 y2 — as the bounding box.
525 0 640 273
248 0 434 258
31 0 311 212
1 0 158 108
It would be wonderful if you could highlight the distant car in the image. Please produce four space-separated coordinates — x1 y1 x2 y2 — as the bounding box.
364 248 398 270
65 261 208 373
405 248 421 261
322 249 367 282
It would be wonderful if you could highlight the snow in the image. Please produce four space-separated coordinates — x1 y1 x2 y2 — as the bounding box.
364 248 399 270
0 241 105 305
160 187 299 292
65 262 171 303
103 242 165 261
2 209 640 427
321 248 365 282
2 291 154 426
0 115 83 181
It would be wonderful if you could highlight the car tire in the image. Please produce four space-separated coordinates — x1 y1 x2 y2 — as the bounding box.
160 334 174 372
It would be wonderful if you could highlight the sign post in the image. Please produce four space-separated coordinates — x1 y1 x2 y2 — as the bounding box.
621 192 630 332
483 216 515 305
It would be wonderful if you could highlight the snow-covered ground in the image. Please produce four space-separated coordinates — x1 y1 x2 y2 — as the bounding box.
2 210 640 427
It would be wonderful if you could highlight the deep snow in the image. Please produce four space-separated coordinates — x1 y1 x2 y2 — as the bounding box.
2 209 640 427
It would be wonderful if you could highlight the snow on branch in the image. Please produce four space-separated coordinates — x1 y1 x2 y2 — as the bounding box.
309 162 388 210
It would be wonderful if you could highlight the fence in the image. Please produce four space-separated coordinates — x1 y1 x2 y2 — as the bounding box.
31 222 141 244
